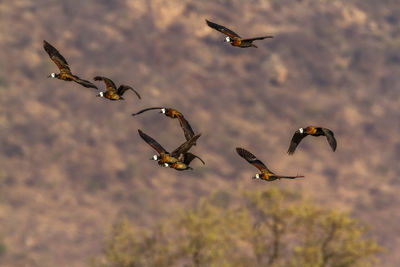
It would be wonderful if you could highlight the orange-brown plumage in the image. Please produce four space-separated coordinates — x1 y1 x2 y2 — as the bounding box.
236 148 304 181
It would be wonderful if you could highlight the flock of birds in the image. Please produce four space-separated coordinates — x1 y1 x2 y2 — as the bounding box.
43 19 337 181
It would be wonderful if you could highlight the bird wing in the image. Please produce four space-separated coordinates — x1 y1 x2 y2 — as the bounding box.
183 152 205 165
287 130 308 155
271 174 305 180
117 85 141 99
138 129 168 154
205 19 240 38
72 76 98 89
242 36 274 42
176 114 195 141
322 128 337 152
171 133 201 158
93 76 117 92
131 107 165 116
236 147 271 172
43 40 71 72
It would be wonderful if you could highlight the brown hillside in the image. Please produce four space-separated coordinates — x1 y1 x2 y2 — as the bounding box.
0 0 399 266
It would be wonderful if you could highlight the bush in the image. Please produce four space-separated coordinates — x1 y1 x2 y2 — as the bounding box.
91 189 382 267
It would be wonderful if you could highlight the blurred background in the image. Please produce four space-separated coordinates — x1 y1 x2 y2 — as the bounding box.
0 0 399 266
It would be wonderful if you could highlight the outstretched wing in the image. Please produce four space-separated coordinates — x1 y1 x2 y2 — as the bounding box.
117 85 141 99
236 147 270 172
43 40 70 72
72 76 98 89
171 133 201 158
242 36 274 42
183 152 205 165
205 19 240 38
132 107 164 116
93 76 117 92
322 128 337 152
287 130 308 155
138 129 168 154
176 115 195 141
271 174 305 180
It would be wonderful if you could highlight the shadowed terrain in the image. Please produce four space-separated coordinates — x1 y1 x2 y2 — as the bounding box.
0 0 399 266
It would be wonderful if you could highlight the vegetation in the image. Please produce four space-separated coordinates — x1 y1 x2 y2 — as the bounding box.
91 189 381 267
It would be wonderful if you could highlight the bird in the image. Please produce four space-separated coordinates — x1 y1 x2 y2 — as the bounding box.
236 147 304 181
287 126 337 155
138 129 203 168
43 40 98 89
94 76 141 101
166 153 205 171
133 107 195 142
205 19 273 48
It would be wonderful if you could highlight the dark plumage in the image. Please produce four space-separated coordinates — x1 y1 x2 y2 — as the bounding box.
236 147 304 181
138 129 203 170
43 40 98 89
287 126 337 155
132 107 195 142
94 76 141 101
205 19 273 48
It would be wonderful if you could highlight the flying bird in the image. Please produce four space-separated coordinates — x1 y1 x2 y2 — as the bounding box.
94 76 141 101
166 153 205 171
205 19 273 48
138 129 203 169
43 40 98 89
287 126 337 155
133 107 195 142
236 147 304 181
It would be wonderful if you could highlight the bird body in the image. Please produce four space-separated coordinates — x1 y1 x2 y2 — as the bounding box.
133 107 195 142
287 126 337 155
94 76 141 101
236 148 304 181
138 129 202 169
206 19 273 48
43 40 98 89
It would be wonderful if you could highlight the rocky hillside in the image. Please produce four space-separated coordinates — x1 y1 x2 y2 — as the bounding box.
0 0 399 266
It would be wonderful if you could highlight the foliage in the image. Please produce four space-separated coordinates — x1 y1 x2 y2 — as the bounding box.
91 189 382 267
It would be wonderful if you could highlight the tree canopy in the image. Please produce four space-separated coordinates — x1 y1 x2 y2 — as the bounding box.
91 188 382 267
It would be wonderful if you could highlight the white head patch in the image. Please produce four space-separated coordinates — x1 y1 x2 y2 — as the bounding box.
255 173 260 179
161 108 166 114
98 92 104 97
225 36 231 42
152 155 158 160
50 73 56 78
164 163 169 167
299 128 304 134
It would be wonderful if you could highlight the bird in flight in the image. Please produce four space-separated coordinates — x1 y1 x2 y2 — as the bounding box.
94 76 141 101
205 19 273 48
138 129 203 170
133 107 195 142
287 126 337 155
166 153 205 171
43 40 98 89
236 147 304 181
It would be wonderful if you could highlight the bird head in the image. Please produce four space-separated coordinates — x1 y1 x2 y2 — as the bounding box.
163 163 169 167
298 128 304 134
224 36 231 43
160 108 167 114
252 173 260 180
97 92 104 98
48 73 57 78
150 155 159 161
